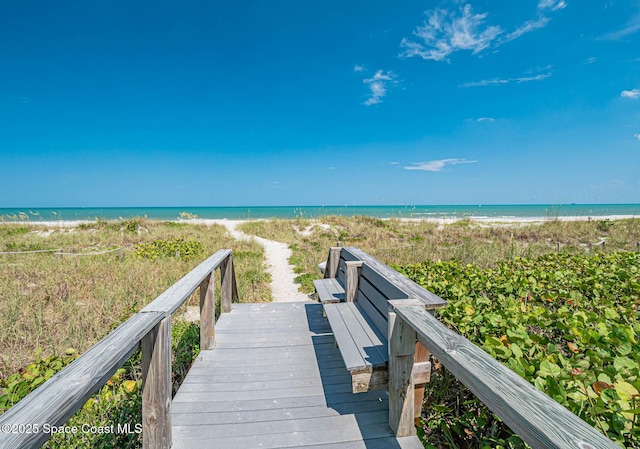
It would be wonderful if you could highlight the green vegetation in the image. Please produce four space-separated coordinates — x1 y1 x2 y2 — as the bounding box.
0 220 269 377
0 320 199 448
399 253 640 448
239 216 640 293
132 237 204 261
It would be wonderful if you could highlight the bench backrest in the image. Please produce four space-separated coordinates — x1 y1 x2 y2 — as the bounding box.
325 247 410 337
343 248 407 337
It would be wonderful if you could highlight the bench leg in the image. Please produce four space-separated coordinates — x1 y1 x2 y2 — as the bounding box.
413 342 430 418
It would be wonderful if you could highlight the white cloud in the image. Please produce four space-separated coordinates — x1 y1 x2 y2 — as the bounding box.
621 89 640 99
634 133 640 141
600 14 640 40
538 0 567 11
501 16 550 43
354 64 365 72
389 161 399 165
404 158 477 172
477 117 495 122
363 70 397 106
584 57 597 64
399 5 502 61
461 72 551 88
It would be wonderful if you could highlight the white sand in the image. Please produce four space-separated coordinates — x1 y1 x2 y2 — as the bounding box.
6 214 636 229
206 219 310 303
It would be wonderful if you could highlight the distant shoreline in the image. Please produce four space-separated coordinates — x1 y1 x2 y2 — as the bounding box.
1 204 639 222
1 215 638 228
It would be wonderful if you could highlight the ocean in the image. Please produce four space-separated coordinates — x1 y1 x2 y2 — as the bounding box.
0 204 639 222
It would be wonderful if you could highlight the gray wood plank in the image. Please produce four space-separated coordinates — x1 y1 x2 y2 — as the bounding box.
172 389 389 408
353 290 389 338
314 279 345 303
335 304 387 369
185 360 346 376
337 259 347 285
180 371 351 391
213 335 316 343
358 276 391 318
173 411 388 439
350 302 389 358
324 304 367 371
176 382 353 400
171 423 394 449
172 401 389 425
287 436 425 449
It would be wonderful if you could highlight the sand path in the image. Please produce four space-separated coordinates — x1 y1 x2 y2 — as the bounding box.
215 220 310 303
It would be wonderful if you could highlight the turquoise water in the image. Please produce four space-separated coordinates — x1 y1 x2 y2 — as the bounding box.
0 204 639 221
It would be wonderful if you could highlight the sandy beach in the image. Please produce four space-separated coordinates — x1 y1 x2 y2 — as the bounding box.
3 214 638 229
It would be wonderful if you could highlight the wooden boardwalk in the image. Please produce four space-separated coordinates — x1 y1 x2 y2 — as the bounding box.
171 301 423 449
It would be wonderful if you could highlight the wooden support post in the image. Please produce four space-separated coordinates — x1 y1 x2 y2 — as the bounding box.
142 316 172 449
199 274 215 350
413 342 430 417
220 255 237 314
388 312 416 437
324 247 342 279
345 261 363 302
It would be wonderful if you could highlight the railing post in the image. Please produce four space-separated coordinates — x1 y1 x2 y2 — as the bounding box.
199 274 215 350
413 342 430 417
142 316 172 449
388 312 416 437
324 247 342 279
345 260 363 302
220 254 238 314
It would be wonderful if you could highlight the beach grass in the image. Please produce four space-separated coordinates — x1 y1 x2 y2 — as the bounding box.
0 219 269 377
238 216 640 293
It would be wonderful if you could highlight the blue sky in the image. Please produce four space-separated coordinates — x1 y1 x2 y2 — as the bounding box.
1 0 639 207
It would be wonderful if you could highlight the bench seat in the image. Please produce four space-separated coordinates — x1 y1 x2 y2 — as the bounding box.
324 302 389 393
313 278 345 304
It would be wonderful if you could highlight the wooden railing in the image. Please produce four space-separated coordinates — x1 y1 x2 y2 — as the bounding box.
388 304 620 449
0 249 238 449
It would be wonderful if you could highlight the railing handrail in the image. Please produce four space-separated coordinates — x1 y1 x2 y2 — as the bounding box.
0 249 238 449
390 305 619 449
141 249 232 315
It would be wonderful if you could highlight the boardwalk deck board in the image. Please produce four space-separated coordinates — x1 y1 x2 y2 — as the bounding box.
172 302 422 448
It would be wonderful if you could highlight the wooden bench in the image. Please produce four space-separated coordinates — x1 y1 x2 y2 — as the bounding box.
314 247 448 398
313 247 351 305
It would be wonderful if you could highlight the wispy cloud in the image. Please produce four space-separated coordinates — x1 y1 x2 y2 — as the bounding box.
538 0 567 11
461 72 551 88
400 3 564 61
354 64 365 72
600 13 640 40
404 158 477 172
583 57 597 65
634 133 640 141
477 117 495 122
399 5 502 61
363 70 397 106
501 16 550 43
621 89 640 99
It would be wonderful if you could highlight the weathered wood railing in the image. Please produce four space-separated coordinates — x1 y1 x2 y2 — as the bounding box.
0 249 238 449
388 304 620 448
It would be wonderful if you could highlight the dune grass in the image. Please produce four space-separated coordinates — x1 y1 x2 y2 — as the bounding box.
239 216 640 293
0 219 269 377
